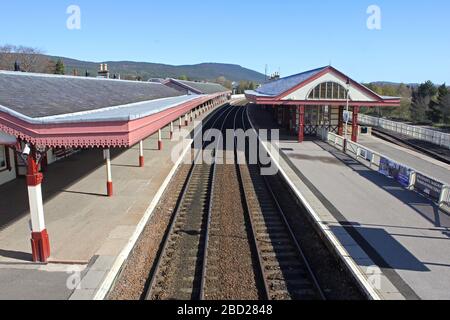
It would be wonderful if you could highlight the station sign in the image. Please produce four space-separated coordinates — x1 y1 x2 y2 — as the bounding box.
415 173 444 202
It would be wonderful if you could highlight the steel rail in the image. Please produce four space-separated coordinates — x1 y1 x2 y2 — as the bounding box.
145 104 232 300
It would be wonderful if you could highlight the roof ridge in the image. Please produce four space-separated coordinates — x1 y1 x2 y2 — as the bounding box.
262 66 328 84
0 70 163 85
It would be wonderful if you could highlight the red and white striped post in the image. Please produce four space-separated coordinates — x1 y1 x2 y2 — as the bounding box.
27 151 50 263
158 129 163 150
139 140 144 167
104 149 113 197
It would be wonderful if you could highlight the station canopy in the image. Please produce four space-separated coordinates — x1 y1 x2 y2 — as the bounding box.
245 66 401 107
0 71 224 149
164 78 230 95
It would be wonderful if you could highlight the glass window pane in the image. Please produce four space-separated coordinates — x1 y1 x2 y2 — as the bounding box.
0 146 6 170
314 85 320 99
320 83 326 99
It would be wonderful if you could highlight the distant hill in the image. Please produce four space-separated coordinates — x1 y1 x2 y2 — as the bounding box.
47 56 266 83
370 81 420 88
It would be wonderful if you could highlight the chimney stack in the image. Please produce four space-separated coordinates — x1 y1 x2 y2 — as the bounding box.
98 63 110 79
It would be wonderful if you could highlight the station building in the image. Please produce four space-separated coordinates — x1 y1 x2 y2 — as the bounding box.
0 70 230 262
245 66 400 142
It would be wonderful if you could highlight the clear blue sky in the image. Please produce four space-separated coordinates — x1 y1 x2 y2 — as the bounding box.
1 0 449 84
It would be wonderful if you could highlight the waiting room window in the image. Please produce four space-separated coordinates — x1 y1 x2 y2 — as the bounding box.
0 146 7 170
308 82 348 100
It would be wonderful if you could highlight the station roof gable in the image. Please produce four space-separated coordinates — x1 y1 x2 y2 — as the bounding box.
245 66 400 107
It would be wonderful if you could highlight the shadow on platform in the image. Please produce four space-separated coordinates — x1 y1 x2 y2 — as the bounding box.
0 148 126 233
330 225 429 272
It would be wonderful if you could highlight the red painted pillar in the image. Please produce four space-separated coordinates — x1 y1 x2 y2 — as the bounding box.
27 151 50 263
298 105 305 143
338 106 344 136
105 149 113 197
139 141 144 167
352 106 359 142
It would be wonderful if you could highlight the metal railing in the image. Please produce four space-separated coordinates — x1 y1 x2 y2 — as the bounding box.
357 114 450 150
322 131 450 213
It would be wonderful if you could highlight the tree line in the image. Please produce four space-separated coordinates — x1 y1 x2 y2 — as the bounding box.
364 81 450 126
0 45 67 75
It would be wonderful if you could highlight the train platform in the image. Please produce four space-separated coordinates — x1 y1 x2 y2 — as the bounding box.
0 108 215 300
249 105 450 300
358 135 450 185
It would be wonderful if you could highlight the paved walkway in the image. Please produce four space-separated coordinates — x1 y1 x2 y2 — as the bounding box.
358 135 450 185
250 106 450 300
0 108 216 300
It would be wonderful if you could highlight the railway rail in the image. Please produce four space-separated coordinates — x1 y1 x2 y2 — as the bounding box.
145 105 233 300
235 107 325 300
143 103 358 301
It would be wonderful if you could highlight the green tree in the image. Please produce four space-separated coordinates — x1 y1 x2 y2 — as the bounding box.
178 75 189 81
417 80 437 99
438 84 450 124
54 58 65 75
410 89 430 123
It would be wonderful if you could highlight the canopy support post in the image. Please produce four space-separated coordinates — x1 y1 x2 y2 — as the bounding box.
104 149 113 197
139 141 144 167
27 150 50 263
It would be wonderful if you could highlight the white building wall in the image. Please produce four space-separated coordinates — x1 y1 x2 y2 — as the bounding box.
282 72 375 102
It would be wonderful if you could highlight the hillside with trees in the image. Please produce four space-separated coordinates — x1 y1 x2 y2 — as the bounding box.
362 81 450 128
0 45 266 85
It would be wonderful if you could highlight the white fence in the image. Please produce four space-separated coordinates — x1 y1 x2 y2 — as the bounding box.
323 131 450 213
358 114 450 150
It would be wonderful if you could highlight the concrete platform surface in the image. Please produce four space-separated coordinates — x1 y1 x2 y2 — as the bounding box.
0 107 217 300
250 106 450 300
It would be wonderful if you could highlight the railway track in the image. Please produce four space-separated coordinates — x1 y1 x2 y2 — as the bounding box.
145 105 234 300
236 107 325 300
146 104 326 300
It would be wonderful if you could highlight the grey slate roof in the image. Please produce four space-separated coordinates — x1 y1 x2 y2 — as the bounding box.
170 79 229 94
0 71 184 118
254 66 327 97
0 95 202 124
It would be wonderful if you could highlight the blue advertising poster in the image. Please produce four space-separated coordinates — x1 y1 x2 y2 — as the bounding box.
379 157 392 177
396 165 412 187
378 157 411 187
